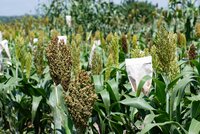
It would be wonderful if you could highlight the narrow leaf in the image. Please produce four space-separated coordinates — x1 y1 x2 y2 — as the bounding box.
189 118 200 134
32 96 42 122
107 79 120 101
138 121 187 134
100 89 110 114
93 75 104 93
136 75 152 97
120 98 154 110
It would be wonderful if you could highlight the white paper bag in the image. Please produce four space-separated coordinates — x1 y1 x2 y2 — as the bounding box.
66 15 72 27
58 36 67 44
33 38 38 44
0 40 11 72
1 40 11 60
0 31 2 42
125 56 153 95
0 44 3 65
0 62 3 75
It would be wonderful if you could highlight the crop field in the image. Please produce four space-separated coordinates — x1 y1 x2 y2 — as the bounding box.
0 0 200 133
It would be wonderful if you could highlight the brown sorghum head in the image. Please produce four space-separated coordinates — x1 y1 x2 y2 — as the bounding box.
121 34 128 54
188 44 197 61
46 36 72 90
65 70 97 131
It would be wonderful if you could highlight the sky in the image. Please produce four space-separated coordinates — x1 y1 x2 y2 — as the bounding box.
0 0 168 16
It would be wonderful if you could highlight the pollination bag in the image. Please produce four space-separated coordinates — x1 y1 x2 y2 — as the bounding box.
66 15 72 27
29 38 38 50
125 56 153 95
33 38 38 44
0 39 11 74
0 40 3 63
1 40 11 60
0 31 2 42
0 43 2 75
58 36 67 44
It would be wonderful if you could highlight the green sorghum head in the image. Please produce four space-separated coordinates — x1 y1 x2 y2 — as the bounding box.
110 34 119 67
132 35 137 49
71 39 81 77
177 32 186 49
25 52 32 79
33 31 45 77
91 51 103 75
154 25 179 80
105 53 114 81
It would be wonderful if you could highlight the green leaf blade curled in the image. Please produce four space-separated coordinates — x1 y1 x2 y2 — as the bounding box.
136 75 152 97
32 96 42 122
100 89 110 114
189 118 200 134
120 98 154 110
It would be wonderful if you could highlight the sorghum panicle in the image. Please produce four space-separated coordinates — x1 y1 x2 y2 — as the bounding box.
188 44 197 61
91 51 103 75
33 31 45 77
25 52 32 79
121 34 128 54
105 54 114 81
65 70 97 131
60 40 72 91
110 34 119 67
131 46 149 58
177 32 186 49
154 25 179 80
46 36 72 90
46 37 61 85
71 36 81 77
150 45 159 70
132 35 137 49
195 23 200 38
